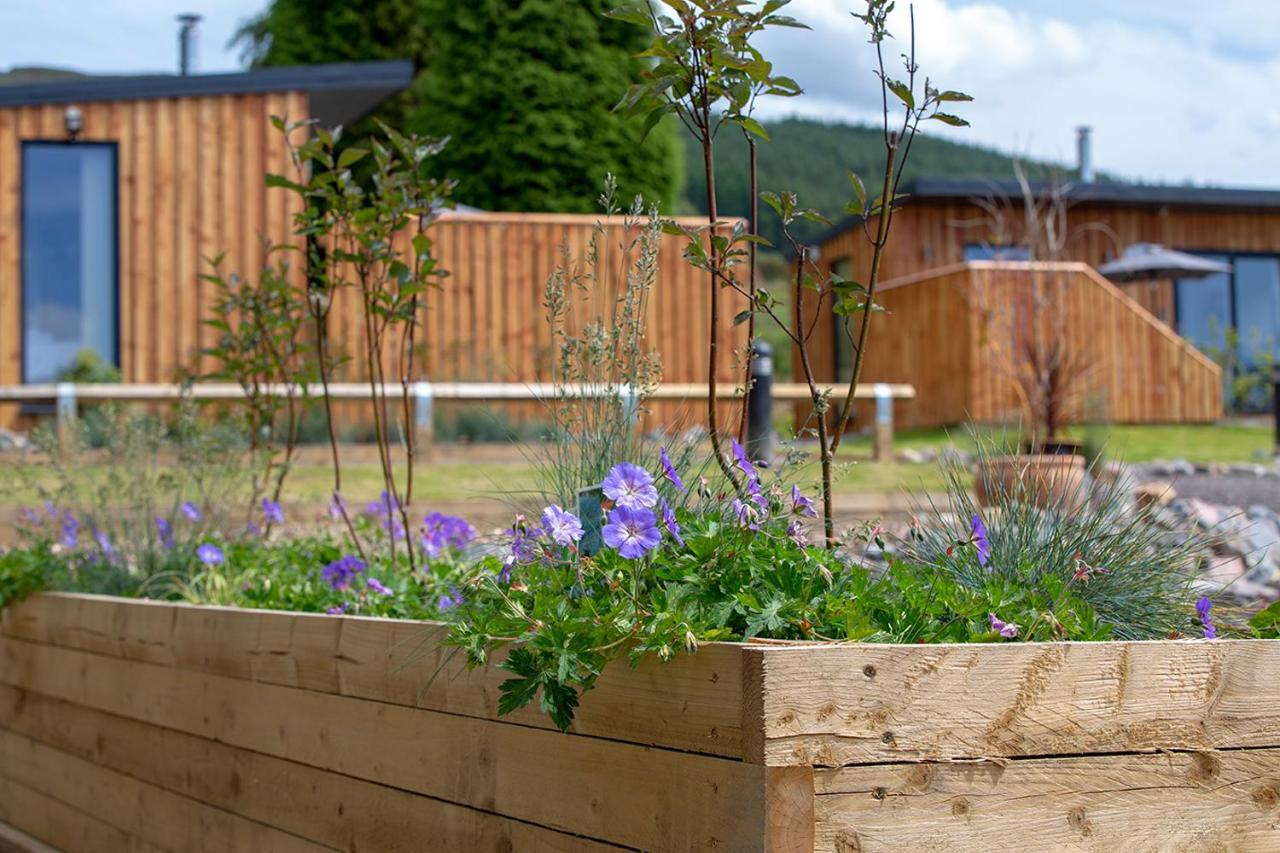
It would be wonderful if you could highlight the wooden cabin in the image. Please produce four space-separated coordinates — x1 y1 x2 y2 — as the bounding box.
807 178 1280 428
0 63 745 432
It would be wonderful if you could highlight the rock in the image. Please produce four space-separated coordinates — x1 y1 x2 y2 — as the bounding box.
0 429 28 451
1133 481 1176 510
1168 459 1196 477
1248 505 1280 523
1228 463 1267 478
897 448 928 465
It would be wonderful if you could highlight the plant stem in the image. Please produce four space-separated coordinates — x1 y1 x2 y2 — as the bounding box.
737 134 758 444
792 247 836 546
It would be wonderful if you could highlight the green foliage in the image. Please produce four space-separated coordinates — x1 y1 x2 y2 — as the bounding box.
57 348 122 383
0 549 48 609
1204 324 1277 414
1250 601 1280 639
202 245 316 510
904 438 1207 640
680 118 1073 246
238 0 679 212
412 0 679 212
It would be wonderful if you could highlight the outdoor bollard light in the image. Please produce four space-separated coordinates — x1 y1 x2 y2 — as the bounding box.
746 340 774 462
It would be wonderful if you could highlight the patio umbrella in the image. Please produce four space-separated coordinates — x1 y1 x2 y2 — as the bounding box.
1097 243 1233 282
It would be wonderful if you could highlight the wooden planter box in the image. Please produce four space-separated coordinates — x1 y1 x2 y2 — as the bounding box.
2 593 1279 851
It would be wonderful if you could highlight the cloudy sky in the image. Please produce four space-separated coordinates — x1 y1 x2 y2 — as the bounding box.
1 0 1276 188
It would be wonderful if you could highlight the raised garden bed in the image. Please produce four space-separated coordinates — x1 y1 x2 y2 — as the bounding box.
2 593 1279 851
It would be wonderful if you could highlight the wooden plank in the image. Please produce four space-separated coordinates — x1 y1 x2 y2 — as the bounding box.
0 108 17 404
0 685 624 853
744 640 1280 767
0 776 162 853
0 593 744 757
0 634 765 851
813 749 1280 852
153 98 176 377
0 730 329 853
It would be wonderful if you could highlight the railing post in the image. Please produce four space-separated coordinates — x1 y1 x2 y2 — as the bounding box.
55 382 77 446
413 381 435 464
746 340 773 461
873 383 895 463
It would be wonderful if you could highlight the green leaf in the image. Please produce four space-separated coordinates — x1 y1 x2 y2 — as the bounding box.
934 90 974 103
336 147 368 170
886 78 914 110
738 116 770 141
732 309 753 326
931 112 971 127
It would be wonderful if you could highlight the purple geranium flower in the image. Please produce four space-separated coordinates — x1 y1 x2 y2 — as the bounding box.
542 504 584 547
504 517 543 568
1196 596 1217 639
660 498 684 548
730 498 760 531
93 527 114 558
602 462 658 510
787 519 808 548
327 603 349 616
437 587 464 611
261 498 285 526
196 543 224 566
602 505 661 559
971 514 991 569
155 516 174 549
60 511 79 548
988 613 1019 638
180 501 202 522
44 500 58 518
659 447 687 494
366 577 392 596
322 554 366 591
791 485 818 518
731 437 757 480
421 512 476 557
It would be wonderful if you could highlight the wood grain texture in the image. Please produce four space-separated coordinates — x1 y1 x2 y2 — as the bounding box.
0 592 744 757
0 684 623 853
813 749 1280 852
807 195 1267 428
0 634 764 852
0 776 162 853
744 640 1280 767
0 729 328 853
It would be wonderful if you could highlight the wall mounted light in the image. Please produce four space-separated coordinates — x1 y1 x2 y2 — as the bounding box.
64 106 83 141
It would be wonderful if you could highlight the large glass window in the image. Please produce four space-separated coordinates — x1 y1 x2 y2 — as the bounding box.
1174 255 1232 356
22 142 118 382
1233 256 1280 368
964 243 1031 262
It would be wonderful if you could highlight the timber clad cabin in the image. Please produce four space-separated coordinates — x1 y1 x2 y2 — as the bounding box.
810 178 1280 429
0 61 747 431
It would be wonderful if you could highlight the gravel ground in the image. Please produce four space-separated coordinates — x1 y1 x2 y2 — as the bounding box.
1160 474 1280 513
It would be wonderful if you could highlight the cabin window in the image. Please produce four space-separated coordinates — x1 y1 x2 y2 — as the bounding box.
21 141 119 383
963 243 1031 262
1175 252 1280 369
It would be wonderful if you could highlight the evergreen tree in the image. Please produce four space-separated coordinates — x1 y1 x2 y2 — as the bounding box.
234 0 679 212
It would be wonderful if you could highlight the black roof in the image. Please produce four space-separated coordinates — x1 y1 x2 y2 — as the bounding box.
810 176 1280 248
0 60 414 127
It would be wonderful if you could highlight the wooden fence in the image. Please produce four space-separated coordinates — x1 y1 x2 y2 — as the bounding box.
847 261 1222 429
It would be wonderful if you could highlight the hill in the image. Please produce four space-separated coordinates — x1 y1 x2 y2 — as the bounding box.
678 117 1079 246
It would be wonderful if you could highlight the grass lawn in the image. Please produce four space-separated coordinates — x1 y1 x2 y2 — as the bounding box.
2 423 1270 515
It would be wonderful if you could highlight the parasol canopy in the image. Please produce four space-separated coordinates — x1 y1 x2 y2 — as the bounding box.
1098 243 1233 282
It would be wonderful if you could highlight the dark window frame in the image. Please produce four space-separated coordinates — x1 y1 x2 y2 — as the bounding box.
20 139 121 384
1172 249 1280 362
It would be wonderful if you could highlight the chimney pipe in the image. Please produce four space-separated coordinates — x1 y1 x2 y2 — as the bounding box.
1076 125 1094 184
177 14 202 76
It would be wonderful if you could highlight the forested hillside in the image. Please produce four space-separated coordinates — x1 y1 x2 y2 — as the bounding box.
678 117 1077 245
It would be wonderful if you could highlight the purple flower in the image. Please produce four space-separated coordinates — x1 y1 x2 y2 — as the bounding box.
731 437 756 480
971 514 991 569
437 587 463 611
988 613 1019 639
245 521 262 538
44 500 58 518
659 447 687 494
1196 596 1217 639
660 498 684 548
504 520 543 568
791 485 818 518
326 603 349 616
366 577 392 596
261 498 285 526
155 516 175 549
180 502 202 522
366 491 399 517
196 543 224 566
787 520 808 548
60 511 79 549
602 505 661 559
730 498 760 531
93 527 114 558
328 492 347 521
602 462 658 510
542 504 584 547
747 476 768 511
322 555 366 591
19 507 39 526
421 512 476 557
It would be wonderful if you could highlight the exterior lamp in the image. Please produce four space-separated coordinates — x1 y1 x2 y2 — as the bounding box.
64 106 83 141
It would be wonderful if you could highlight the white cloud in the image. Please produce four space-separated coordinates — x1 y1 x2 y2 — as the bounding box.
752 0 1280 188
